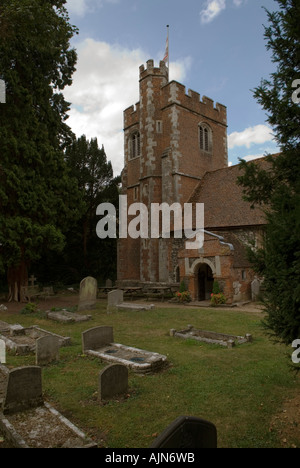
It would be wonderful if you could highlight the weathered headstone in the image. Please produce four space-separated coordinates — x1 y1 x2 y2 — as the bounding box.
150 416 217 448
35 335 60 366
78 276 98 312
29 274 37 287
82 326 113 353
0 339 6 364
105 279 113 288
98 364 128 401
2 366 43 415
107 289 123 313
251 277 261 302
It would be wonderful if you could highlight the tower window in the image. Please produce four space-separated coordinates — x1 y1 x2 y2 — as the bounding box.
130 131 141 159
156 120 163 133
199 124 212 153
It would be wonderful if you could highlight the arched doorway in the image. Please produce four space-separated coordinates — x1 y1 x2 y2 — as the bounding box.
197 264 214 301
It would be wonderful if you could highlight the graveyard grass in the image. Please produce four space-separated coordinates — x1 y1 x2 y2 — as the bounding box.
1 298 299 448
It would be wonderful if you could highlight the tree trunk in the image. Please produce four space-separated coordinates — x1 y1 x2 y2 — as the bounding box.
7 261 28 302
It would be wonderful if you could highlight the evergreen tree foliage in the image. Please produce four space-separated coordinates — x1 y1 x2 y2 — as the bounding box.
0 0 81 300
34 135 120 285
65 135 121 281
237 0 300 345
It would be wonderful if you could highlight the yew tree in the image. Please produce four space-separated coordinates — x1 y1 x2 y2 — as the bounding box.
0 0 81 301
238 0 300 346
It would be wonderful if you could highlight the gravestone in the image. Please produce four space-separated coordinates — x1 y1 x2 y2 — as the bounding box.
29 274 37 287
251 277 261 302
2 366 43 415
150 416 217 448
105 279 113 288
98 364 128 401
107 289 124 313
0 339 5 364
0 366 97 448
82 326 113 353
35 335 60 366
78 276 98 312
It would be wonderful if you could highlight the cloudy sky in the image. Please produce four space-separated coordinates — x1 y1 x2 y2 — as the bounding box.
63 0 280 175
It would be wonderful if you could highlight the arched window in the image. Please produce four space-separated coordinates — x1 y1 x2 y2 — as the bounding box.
130 131 141 159
199 124 212 153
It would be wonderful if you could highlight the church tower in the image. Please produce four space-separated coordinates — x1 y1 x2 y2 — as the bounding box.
118 59 228 286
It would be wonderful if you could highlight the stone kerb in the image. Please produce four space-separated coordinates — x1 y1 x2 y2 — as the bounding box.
35 335 60 366
2 366 43 415
98 364 128 402
82 326 114 353
78 276 98 312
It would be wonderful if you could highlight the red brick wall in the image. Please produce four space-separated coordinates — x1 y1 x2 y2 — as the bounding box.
118 60 228 284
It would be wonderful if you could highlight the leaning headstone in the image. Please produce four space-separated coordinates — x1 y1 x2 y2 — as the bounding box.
107 289 124 313
2 366 43 415
35 335 60 366
78 276 98 312
251 277 261 302
98 364 128 402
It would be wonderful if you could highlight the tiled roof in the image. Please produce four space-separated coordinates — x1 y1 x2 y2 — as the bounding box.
188 158 269 229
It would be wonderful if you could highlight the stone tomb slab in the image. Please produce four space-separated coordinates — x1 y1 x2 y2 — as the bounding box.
46 309 92 324
82 326 168 374
0 322 70 355
170 325 253 348
0 365 97 448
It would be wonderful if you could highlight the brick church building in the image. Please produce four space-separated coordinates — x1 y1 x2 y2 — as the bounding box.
117 59 266 303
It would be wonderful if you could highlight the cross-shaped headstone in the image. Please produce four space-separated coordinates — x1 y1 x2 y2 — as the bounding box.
29 275 37 287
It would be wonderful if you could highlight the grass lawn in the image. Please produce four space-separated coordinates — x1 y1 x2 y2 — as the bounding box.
1 298 299 448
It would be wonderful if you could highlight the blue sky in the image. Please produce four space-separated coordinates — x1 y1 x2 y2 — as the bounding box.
63 0 280 175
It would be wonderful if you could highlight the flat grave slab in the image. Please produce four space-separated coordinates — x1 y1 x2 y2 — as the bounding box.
0 322 70 355
82 326 168 374
46 309 92 324
170 325 252 348
116 302 155 312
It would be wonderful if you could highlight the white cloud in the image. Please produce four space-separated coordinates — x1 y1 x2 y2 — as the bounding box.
63 39 190 175
242 153 267 162
66 0 118 17
200 0 245 24
200 0 226 24
228 124 274 149
66 0 89 16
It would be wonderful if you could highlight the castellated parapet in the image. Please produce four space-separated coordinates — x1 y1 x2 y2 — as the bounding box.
124 60 227 130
